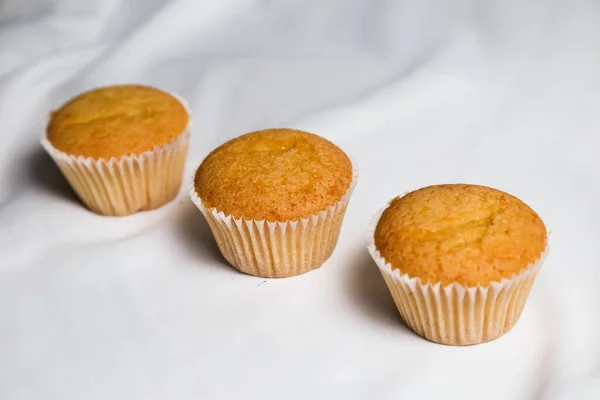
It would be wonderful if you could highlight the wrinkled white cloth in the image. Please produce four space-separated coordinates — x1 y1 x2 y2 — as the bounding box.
1 0 599 399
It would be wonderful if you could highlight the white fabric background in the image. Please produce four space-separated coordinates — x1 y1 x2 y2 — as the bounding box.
0 0 599 399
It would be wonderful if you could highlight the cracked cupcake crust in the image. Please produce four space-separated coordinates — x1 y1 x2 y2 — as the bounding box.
374 184 547 286
47 85 189 159
194 128 353 222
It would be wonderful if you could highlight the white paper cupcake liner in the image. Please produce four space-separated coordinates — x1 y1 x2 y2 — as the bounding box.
367 204 547 346
41 94 192 216
189 162 358 278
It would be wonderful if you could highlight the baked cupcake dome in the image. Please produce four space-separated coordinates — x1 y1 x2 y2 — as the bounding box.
190 128 357 278
369 184 547 345
43 84 191 216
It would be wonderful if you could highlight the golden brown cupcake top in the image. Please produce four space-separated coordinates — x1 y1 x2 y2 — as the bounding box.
374 184 547 286
47 85 189 159
194 128 353 222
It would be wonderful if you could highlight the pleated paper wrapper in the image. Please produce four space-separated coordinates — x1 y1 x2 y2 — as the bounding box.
41 95 192 217
189 164 358 278
367 205 547 346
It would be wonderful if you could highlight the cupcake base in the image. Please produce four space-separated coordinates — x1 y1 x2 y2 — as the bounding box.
368 206 546 346
189 165 358 278
42 131 190 216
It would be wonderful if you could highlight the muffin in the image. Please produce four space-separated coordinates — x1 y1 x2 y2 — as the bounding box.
42 84 191 216
189 128 357 278
367 184 547 345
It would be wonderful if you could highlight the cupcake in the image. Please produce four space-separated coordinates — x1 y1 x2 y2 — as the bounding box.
42 84 191 216
190 128 357 278
368 184 547 345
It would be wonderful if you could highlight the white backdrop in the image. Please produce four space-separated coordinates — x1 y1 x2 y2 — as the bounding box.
1 0 599 399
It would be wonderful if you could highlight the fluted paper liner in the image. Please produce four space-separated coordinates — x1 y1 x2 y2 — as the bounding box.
41 95 192 216
189 163 358 278
367 204 547 346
